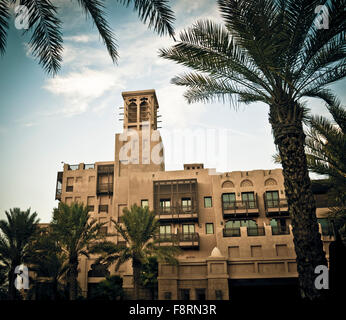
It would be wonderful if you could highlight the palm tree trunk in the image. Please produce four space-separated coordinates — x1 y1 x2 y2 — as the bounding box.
68 258 79 300
8 267 16 300
269 105 328 300
132 259 141 300
52 279 58 300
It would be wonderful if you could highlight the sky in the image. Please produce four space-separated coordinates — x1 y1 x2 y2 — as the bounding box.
0 0 345 223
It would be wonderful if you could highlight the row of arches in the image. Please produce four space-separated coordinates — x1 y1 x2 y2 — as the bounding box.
127 98 150 123
221 178 277 188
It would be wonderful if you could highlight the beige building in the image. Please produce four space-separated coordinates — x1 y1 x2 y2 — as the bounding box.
55 89 334 300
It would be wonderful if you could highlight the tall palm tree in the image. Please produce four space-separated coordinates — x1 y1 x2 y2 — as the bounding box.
27 230 69 300
0 0 175 75
51 202 104 300
91 204 179 300
0 208 39 300
159 0 345 300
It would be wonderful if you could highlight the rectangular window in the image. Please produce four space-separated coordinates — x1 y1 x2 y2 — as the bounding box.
87 205 94 212
222 193 236 209
206 223 214 234
182 224 195 241
159 225 171 240
266 191 279 207
99 205 108 213
65 197 73 205
196 289 206 300
141 199 149 208
160 199 171 213
182 224 195 234
180 289 190 300
241 192 256 208
164 292 172 300
204 196 212 208
181 198 191 211
318 218 333 236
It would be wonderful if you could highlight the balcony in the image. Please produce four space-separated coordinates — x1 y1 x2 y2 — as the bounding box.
55 171 63 200
264 195 289 217
154 179 198 222
247 226 265 236
97 183 114 194
156 205 198 221
223 227 241 237
222 199 259 218
97 164 114 174
158 232 199 249
271 225 290 235
97 164 114 195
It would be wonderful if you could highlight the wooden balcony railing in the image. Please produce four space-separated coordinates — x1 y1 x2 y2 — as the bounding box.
222 199 259 217
247 226 265 236
271 225 290 235
97 183 113 194
157 232 199 248
263 195 289 217
223 227 241 237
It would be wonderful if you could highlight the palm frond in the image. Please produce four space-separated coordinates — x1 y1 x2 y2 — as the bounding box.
0 0 9 56
23 0 63 75
217 0 284 87
294 0 346 81
160 19 272 97
118 0 175 37
172 71 268 106
76 0 118 63
299 88 339 106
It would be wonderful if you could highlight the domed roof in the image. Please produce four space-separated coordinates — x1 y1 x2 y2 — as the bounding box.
210 247 223 257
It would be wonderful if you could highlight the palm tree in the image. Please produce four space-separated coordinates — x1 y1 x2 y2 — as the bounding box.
0 208 39 300
0 0 175 75
140 256 158 300
91 204 179 300
159 0 345 300
274 101 346 238
306 100 346 237
27 230 69 300
50 202 105 300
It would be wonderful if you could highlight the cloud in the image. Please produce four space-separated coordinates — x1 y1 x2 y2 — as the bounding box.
40 0 221 119
23 122 36 127
156 85 207 128
43 68 125 116
64 34 99 43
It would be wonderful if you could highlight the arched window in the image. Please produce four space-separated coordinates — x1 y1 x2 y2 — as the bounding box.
265 178 277 186
240 179 253 187
140 101 149 122
128 102 137 123
222 180 235 188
